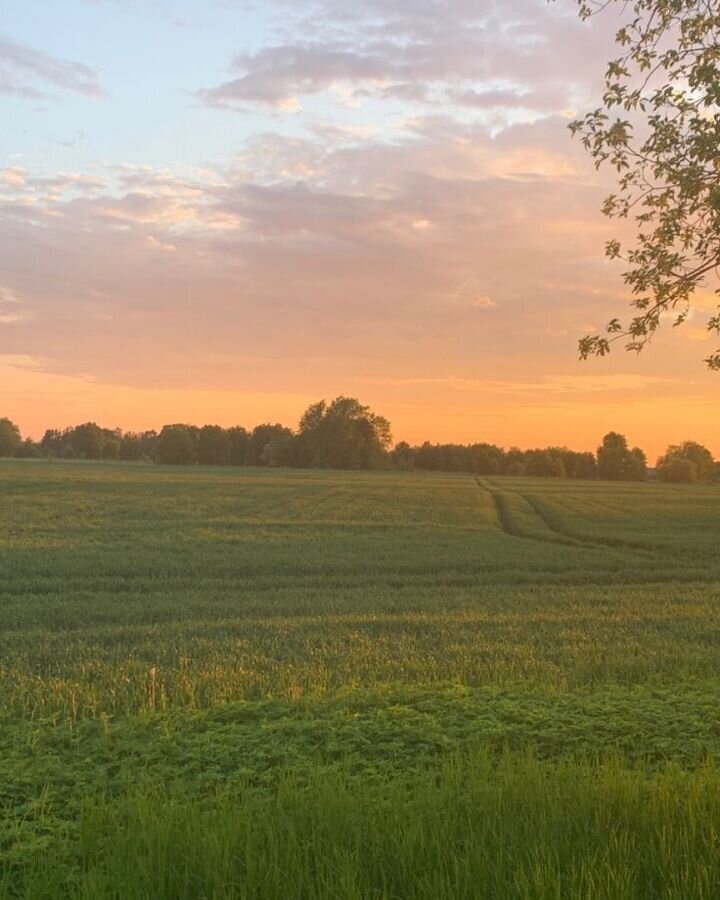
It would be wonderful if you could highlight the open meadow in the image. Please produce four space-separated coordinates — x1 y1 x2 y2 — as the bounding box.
1 459 720 899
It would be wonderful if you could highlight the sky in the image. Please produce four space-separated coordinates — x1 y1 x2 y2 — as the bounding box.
1 0 718 458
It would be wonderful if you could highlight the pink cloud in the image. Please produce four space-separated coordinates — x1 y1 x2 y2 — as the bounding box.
0 34 103 99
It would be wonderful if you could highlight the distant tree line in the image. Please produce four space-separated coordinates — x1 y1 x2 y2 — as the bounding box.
0 401 717 483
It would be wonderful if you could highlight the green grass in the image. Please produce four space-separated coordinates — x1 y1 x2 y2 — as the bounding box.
1 460 719 898
10 755 720 900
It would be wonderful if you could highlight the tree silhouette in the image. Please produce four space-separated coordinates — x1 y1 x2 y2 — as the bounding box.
155 426 197 465
0 418 21 457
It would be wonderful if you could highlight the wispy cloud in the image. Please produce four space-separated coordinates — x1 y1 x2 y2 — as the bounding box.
384 374 677 395
0 353 46 369
0 285 27 324
0 34 103 99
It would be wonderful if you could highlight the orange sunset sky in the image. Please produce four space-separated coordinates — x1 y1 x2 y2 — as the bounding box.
1 0 718 460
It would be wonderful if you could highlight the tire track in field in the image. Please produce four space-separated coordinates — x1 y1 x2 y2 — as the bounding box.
475 477 580 547
481 480 519 537
520 492 660 556
475 477 522 539
476 477 659 557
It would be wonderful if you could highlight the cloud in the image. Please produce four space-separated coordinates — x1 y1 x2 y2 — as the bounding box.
0 285 28 324
449 86 568 114
1 167 27 186
387 374 677 395
0 286 22 305
0 115 629 399
145 235 177 252
472 296 496 310
198 44 393 109
196 0 611 118
0 353 47 369
0 34 103 99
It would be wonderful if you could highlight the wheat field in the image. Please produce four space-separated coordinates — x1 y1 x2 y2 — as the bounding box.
1 460 719 899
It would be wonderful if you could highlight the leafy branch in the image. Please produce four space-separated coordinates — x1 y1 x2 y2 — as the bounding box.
569 0 720 369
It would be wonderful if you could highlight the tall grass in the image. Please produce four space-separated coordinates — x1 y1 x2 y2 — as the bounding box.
8 752 720 900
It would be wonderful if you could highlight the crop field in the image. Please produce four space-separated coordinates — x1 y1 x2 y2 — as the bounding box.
1 460 720 899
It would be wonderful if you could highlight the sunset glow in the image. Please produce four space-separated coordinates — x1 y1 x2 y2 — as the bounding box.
2 0 718 458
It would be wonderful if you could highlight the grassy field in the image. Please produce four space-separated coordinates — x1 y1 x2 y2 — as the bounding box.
1 460 719 899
